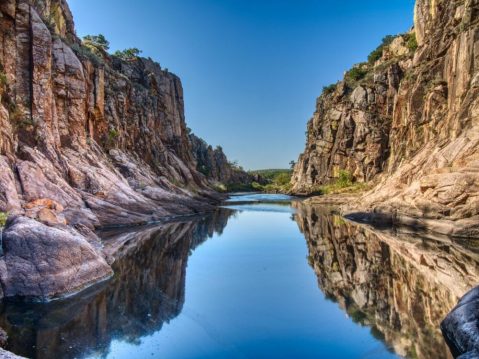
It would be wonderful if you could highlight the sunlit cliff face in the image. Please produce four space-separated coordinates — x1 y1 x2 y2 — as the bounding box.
293 202 479 359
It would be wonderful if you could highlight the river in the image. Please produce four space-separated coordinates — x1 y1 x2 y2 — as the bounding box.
1 194 478 359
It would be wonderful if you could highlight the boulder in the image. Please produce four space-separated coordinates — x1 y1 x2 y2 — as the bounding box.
0 216 113 301
441 286 479 358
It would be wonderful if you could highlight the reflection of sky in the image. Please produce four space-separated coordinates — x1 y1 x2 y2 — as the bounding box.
93 202 398 359
222 203 296 213
225 193 294 203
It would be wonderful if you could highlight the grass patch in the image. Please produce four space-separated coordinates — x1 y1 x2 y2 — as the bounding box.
404 32 418 52
310 170 369 195
322 83 337 96
0 212 7 228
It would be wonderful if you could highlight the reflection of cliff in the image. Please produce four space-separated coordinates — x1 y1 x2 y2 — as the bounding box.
293 203 479 359
0 208 234 359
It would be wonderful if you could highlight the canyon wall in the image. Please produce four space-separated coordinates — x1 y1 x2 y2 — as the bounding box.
0 0 226 300
189 133 255 188
292 0 479 237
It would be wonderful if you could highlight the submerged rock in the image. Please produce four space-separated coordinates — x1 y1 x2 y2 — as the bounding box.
0 216 113 301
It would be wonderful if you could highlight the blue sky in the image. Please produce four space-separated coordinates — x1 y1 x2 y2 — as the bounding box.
69 0 415 170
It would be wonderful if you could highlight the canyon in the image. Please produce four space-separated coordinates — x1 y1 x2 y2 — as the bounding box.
0 0 478 357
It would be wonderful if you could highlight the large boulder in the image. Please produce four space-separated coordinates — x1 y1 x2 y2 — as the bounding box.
441 286 479 358
0 216 113 301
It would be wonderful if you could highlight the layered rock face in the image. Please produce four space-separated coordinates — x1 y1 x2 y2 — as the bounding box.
294 203 479 359
0 0 222 300
293 0 479 237
189 133 255 187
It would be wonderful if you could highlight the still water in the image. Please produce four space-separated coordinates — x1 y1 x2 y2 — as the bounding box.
1 194 477 359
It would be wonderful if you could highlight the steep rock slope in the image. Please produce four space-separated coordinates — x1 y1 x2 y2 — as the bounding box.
189 133 255 188
0 0 221 300
293 0 479 237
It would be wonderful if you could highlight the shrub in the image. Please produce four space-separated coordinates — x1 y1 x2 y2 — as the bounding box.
337 170 353 187
0 212 7 228
0 72 7 88
83 34 110 51
114 48 142 60
109 128 120 140
367 35 395 64
404 32 418 52
71 43 104 66
346 65 368 82
322 83 337 96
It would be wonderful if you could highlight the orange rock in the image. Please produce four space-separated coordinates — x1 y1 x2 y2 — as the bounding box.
37 208 67 225
24 198 64 212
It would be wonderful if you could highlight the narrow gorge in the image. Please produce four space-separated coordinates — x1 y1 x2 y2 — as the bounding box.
0 0 478 358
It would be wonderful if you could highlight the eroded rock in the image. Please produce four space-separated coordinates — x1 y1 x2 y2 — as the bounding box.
292 0 479 237
0 216 113 300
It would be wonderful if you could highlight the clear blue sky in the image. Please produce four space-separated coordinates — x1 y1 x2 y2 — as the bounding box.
69 0 415 170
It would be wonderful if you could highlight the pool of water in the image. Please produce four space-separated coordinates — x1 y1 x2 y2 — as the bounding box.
1 194 475 359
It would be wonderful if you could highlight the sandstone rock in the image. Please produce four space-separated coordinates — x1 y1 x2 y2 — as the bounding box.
0 0 229 299
189 133 257 187
0 216 113 300
292 0 479 237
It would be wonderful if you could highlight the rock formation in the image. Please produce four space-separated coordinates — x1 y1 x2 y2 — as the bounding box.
0 0 231 301
294 202 479 359
189 133 255 188
0 208 233 359
292 0 479 238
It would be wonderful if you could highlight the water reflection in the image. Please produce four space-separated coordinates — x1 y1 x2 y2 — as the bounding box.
2 198 479 359
293 202 479 359
0 209 235 359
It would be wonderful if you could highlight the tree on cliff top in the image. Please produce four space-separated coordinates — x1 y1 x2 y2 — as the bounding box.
82 34 110 52
114 48 142 60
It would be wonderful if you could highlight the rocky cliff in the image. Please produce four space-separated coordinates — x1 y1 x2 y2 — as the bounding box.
189 133 255 189
0 0 225 301
292 0 479 237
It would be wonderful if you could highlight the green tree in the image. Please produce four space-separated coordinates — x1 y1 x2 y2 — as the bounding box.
114 48 142 60
82 34 110 51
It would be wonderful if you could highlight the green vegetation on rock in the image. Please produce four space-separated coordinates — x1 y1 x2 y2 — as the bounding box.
404 32 418 52
367 35 395 64
249 169 293 193
114 48 142 60
82 34 110 51
310 170 368 195
0 212 7 229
